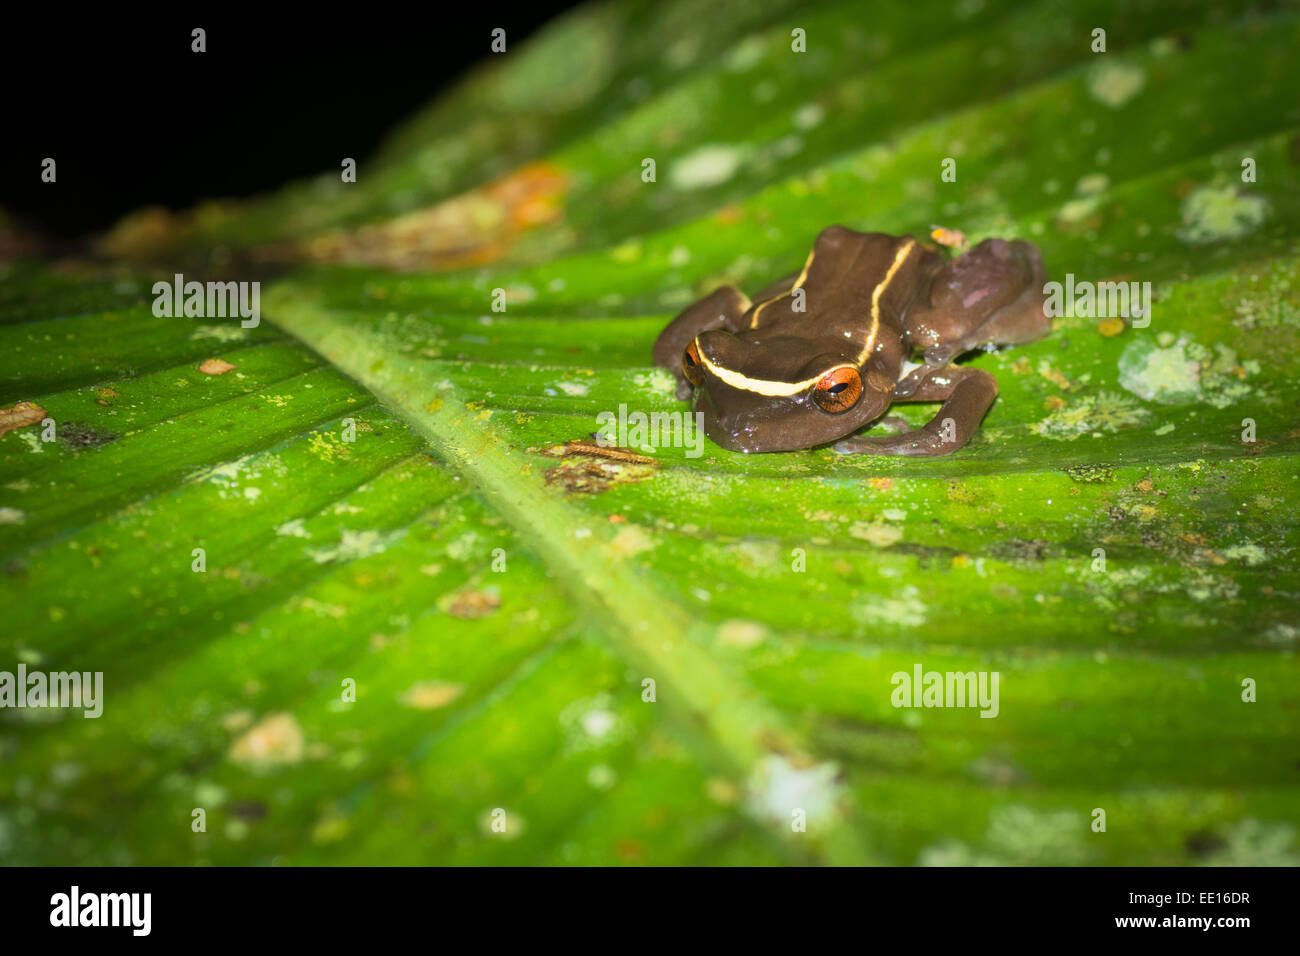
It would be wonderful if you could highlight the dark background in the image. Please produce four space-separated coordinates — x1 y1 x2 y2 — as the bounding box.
0 7 580 240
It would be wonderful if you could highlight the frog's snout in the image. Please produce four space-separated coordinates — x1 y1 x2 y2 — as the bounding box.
693 385 758 452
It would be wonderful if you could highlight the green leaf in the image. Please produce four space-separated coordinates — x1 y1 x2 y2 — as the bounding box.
4 0 1300 865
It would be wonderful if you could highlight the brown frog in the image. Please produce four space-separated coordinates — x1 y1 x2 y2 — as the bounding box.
652 225 1050 455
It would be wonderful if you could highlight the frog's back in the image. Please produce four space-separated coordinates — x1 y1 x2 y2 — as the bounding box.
743 227 935 342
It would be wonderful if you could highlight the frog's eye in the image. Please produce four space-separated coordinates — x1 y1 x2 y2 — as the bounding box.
812 365 862 413
682 340 705 386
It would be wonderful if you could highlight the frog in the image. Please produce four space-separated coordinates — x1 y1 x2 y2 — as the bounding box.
652 225 1050 456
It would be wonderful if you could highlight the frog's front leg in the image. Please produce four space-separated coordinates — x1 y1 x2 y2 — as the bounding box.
653 286 752 399
833 365 997 457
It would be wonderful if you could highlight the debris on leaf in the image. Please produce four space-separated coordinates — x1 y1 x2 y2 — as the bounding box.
1064 464 1115 483
542 457 657 494
530 439 655 464
1031 391 1148 439
198 358 238 375
930 225 967 249
442 588 501 619
0 402 46 438
528 439 657 494
58 422 119 450
95 205 190 262
260 162 568 272
988 538 1057 565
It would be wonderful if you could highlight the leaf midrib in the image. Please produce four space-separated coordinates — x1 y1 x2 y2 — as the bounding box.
267 288 889 865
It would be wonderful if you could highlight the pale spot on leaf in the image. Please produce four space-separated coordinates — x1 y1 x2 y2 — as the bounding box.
228 713 305 769
401 681 464 710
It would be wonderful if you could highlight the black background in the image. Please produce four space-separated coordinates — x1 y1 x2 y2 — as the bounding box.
0 865 1281 942
0 7 580 240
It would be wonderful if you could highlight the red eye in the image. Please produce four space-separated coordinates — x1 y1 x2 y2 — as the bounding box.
812 365 862 413
682 340 704 386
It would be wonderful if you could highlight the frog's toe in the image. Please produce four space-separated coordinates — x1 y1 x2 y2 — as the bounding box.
923 343 960 365
835 425 970 457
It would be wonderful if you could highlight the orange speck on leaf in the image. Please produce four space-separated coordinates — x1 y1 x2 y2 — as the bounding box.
713 205 744 225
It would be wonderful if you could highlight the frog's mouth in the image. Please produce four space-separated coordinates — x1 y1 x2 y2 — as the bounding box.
692 387 830 454
692 386 773 453
693 379 892 454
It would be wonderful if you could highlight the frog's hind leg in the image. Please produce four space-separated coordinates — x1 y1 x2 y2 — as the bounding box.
834 365 997 457
908 238 1051 371
653 286 752 399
